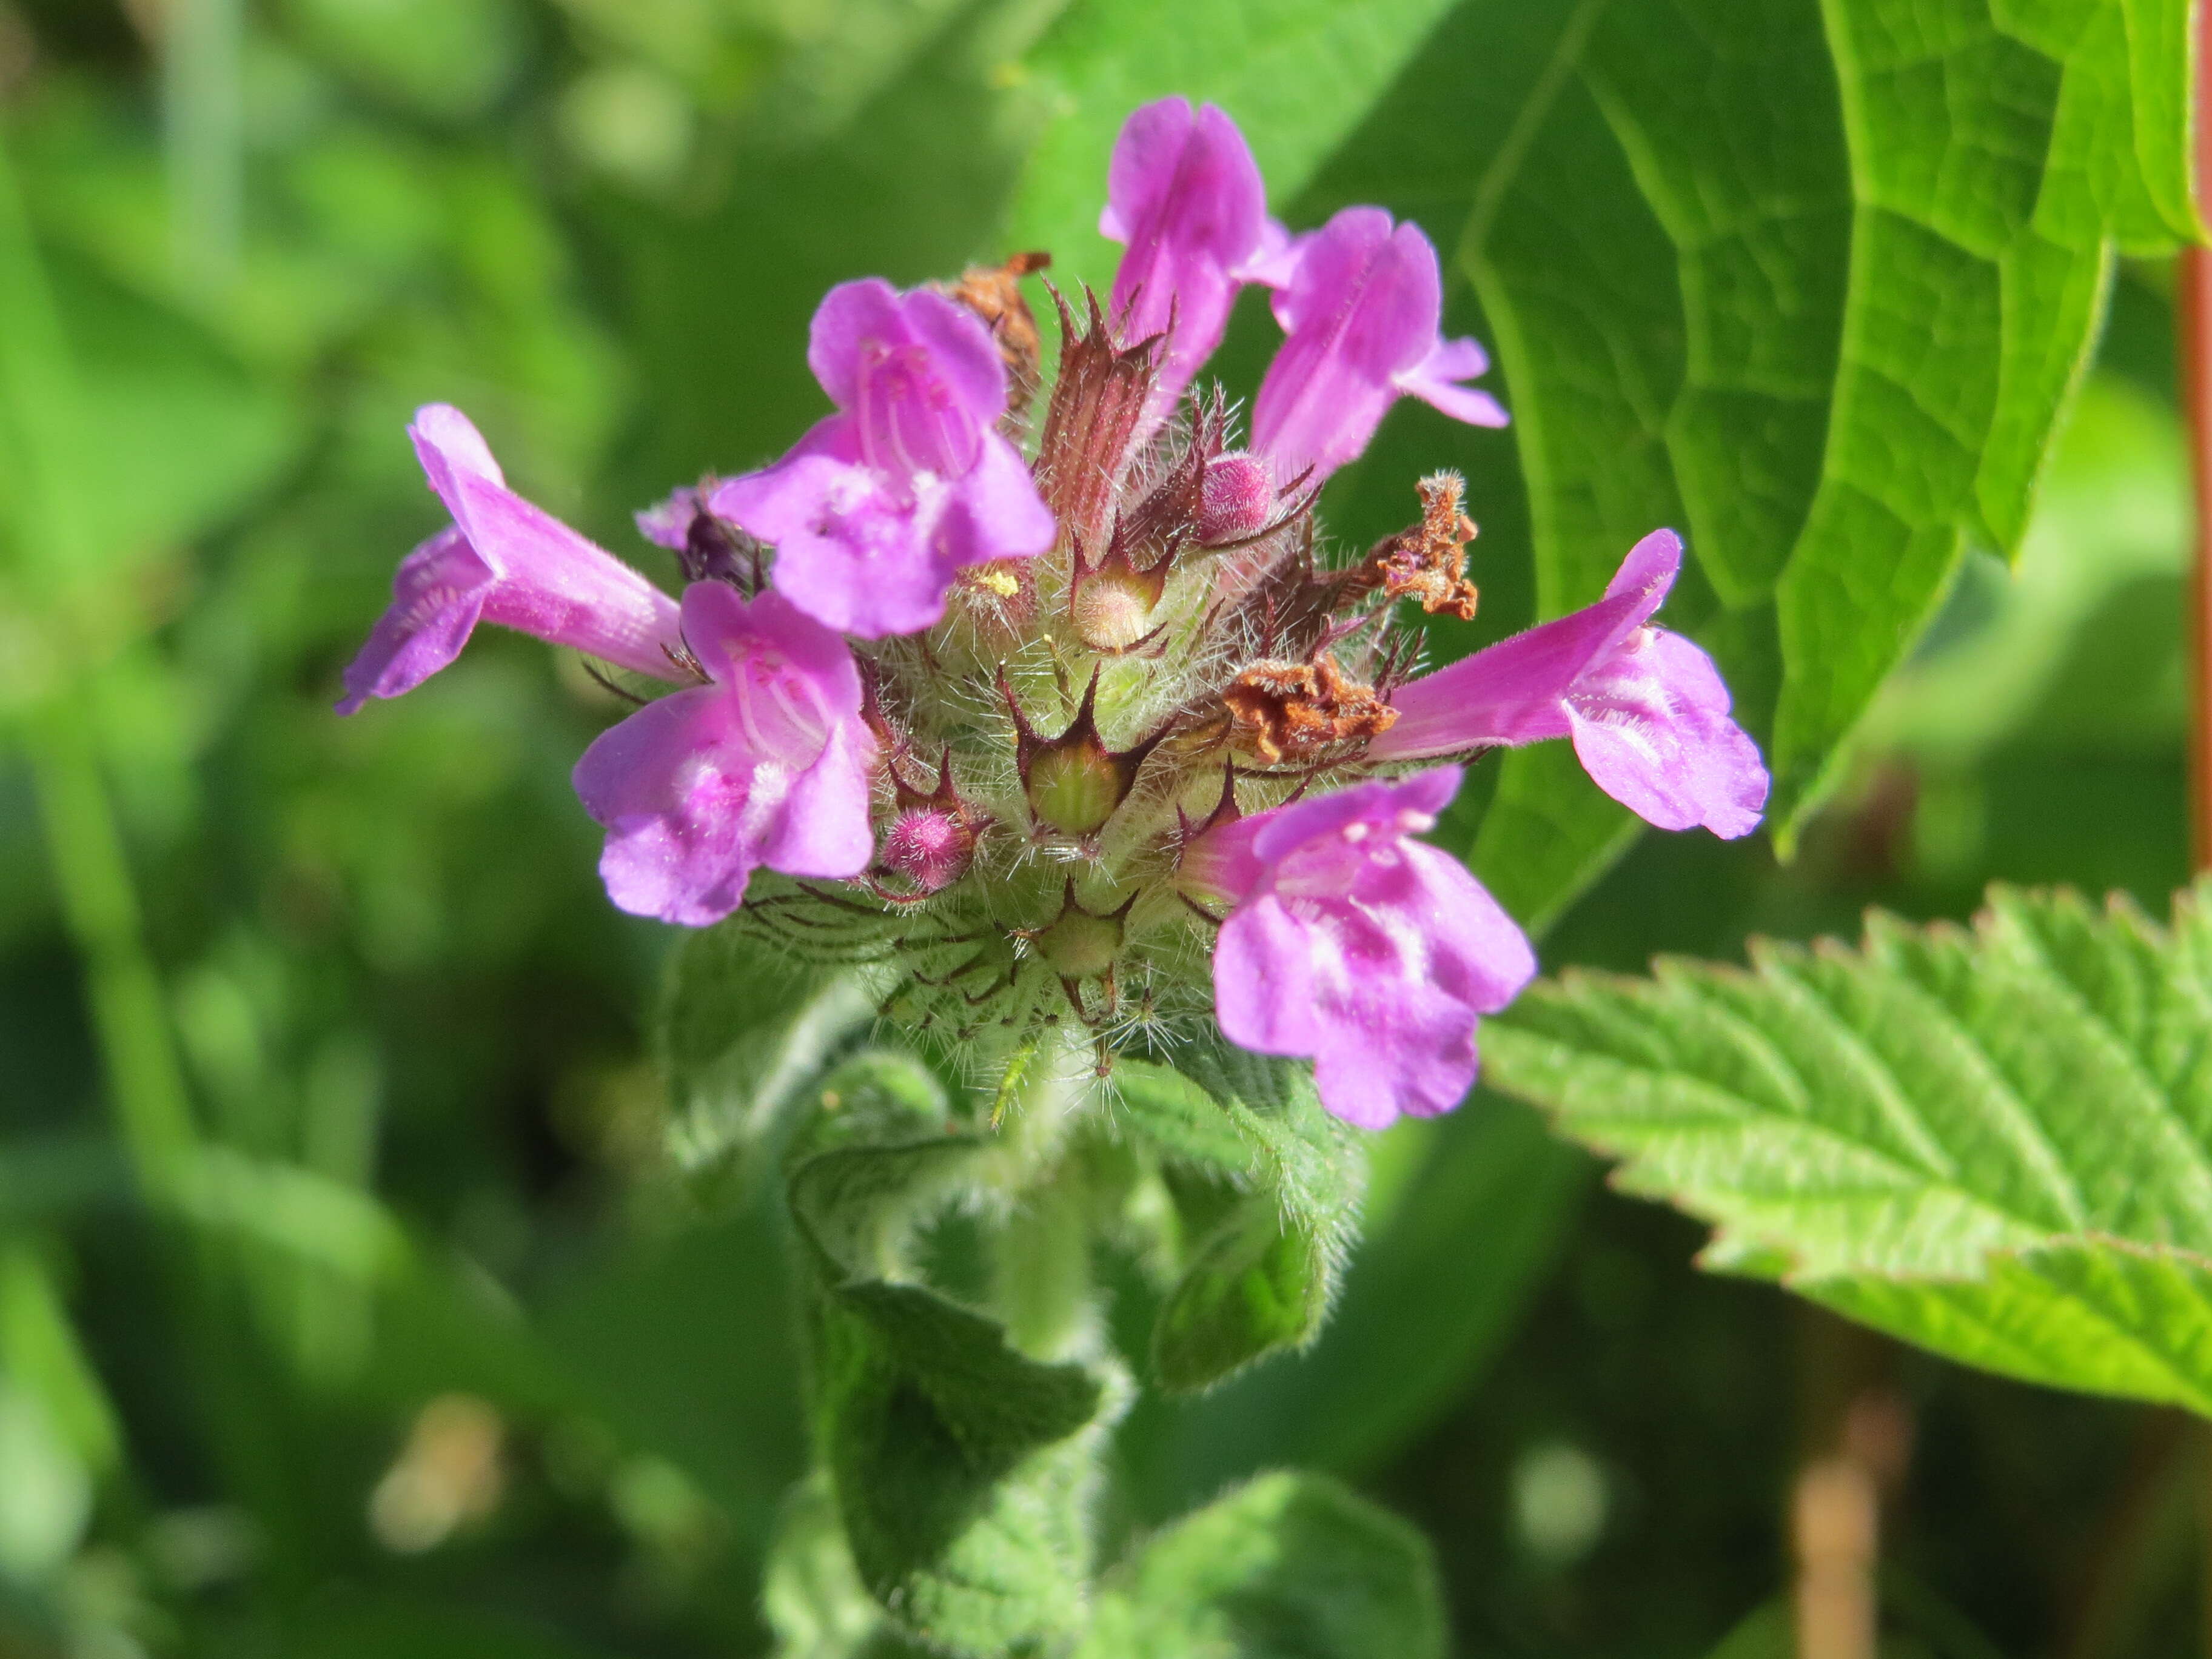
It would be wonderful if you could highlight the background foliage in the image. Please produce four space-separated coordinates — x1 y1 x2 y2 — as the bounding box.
0 0 2201 1654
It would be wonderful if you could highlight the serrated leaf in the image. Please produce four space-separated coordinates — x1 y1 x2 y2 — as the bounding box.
1079 1472 1446 1659
1480 880 2212 1412
1115 1049 1364 1392
786 1137 1112 1655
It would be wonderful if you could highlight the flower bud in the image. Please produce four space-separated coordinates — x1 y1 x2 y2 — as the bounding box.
1198 451 1274 545
880 808 974 893
1032 898 1124 980
1004 668 1168 839
1027 740 1131 837
1070 549 1168 651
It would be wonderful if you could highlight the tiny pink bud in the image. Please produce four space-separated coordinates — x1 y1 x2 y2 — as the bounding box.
881 808 974 893
1199 452 1274 545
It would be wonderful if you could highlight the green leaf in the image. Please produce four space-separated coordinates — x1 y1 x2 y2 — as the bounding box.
657 923 886 1208
787 1138 1113 1655
1079 1472 1446 1659
1005 0 1468 294
763 1472 890 1659
1304 0 2200 926
1126 1094 1586 1510
0 1245 121 1478
1480 880 2212 1412
1116 1047 1364 1392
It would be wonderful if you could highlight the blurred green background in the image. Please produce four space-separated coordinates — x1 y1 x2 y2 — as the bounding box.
0 1 2197 1655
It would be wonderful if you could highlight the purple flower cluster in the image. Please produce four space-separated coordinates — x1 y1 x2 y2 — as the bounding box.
339 96 1768 1131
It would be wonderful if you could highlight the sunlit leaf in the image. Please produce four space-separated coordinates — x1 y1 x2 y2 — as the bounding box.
1483 880 2212 1411
788 1134 1113 1655
1458 0 2199 918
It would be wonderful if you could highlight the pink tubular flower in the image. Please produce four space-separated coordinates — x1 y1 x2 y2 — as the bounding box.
1181 766 1537 1130
711 280 1055 638
1370 530 1769 838
634 486 704 551
337 406 686 714
1101 96 1292 417
572 581 877 927
1250 207 1507 487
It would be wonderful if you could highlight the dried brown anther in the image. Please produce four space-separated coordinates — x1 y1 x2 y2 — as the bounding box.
1369 471 1480 620
1222 652 1399 765
947 252 1051 431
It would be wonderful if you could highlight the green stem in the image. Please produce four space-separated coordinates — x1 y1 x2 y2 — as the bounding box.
987 1036 1099 1361
994 1166 1094 1362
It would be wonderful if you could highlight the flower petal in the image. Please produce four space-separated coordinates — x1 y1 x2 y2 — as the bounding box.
449 469 686 680
756 717 877 879
897 287 1010 430
1403 842 1538 1014
573 686 762 927
635 486 701 550
1370 531 1686 760
409 404 503 518
1312 977 1478 1130
808 279 1005 431
1104 97 1274 410
1604 528 1684 618
806 279 908 411
1252 210 1460 483
1233 217 1299 289
336 527 493 714
1212 894 1319 1056
728 453 967 637
1566 629 1770 837
1201 766 1519 1130
943 432 1060 563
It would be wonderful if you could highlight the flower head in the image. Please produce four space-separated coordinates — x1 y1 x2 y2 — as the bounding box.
1371 529 1769 837
341 96 1771 1131
338 405 685 713
711 280 1055 638
1101 97 1291 418
1181 766 1537 1128
1252 208 1506 487
572 581 876 926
